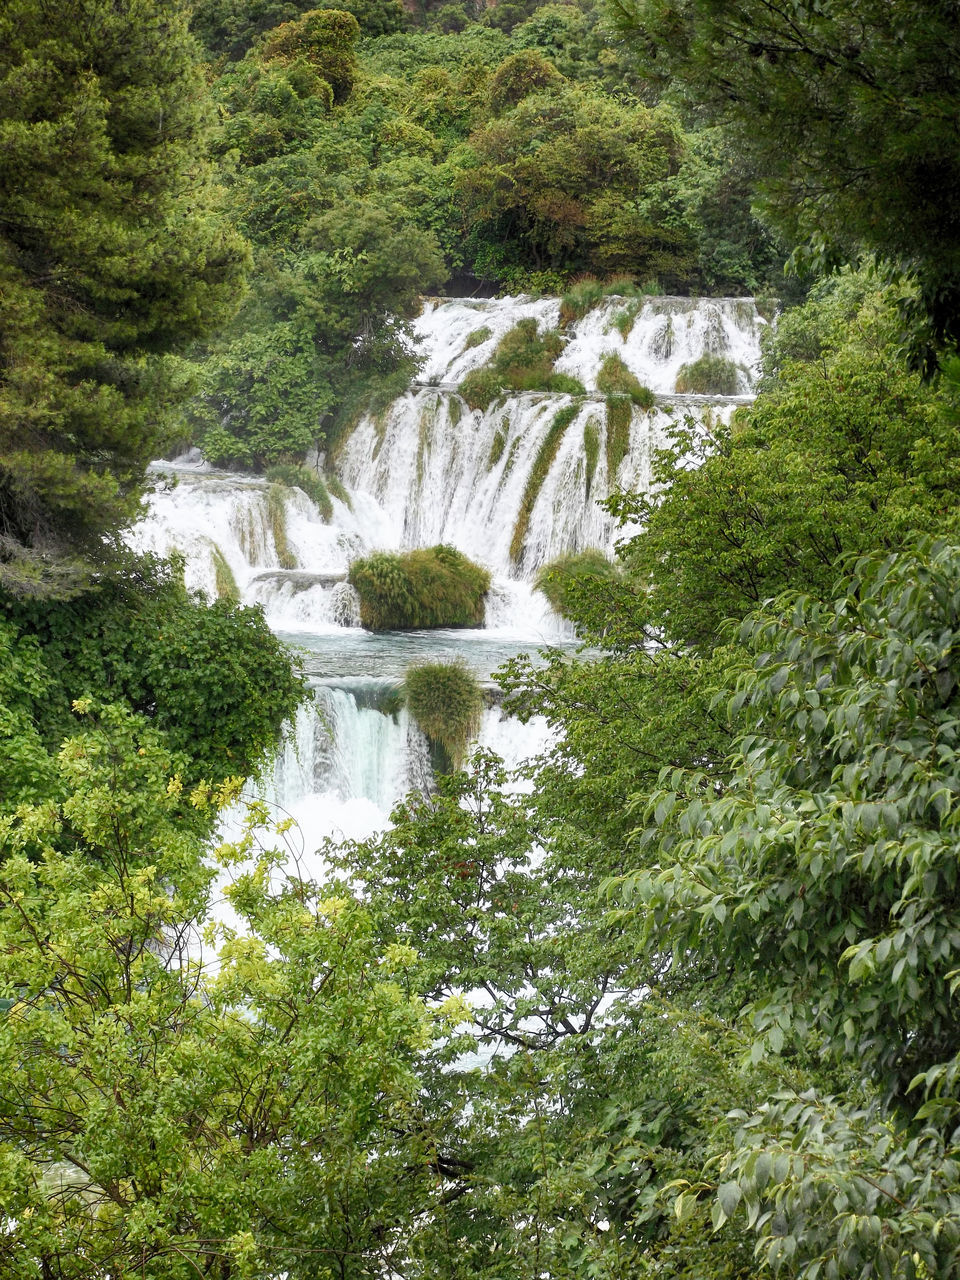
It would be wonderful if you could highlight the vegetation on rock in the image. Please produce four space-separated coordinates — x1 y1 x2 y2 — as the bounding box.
403 659 484 768
348 544 490 630
674 353 742 395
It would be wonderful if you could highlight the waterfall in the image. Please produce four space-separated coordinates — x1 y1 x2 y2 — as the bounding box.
132 293 764 843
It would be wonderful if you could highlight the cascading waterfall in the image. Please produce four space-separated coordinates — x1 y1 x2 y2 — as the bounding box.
132 294 765 847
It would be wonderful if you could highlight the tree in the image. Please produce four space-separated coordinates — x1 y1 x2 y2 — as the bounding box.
0 0 248 597
0 705 445 1279
612 276 960 648
617 540 960 1275
611 0 960 369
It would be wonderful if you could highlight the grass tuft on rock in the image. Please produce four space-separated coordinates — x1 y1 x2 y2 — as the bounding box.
559 275 656 325
403 659 484 771
266 483 297 569
463 325 492 350
596 354 655 408
266 463 334 522
510 404 579 566
605 397 633 481
211 544 240 602
583 418 601 494
458 319 584 410
535 549 619 621
348 545 490 630
674 354 743 395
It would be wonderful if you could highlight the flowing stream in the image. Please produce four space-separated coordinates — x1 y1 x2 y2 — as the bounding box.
132 294 765 864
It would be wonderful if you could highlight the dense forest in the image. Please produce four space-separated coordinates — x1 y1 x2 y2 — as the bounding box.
2 0 960 1277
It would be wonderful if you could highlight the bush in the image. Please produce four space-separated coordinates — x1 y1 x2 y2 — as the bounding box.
266 463 334 522
403 659 484 769
674 354 743 395
596 354 655 408
488 50 562 115
348 545 491 630
534 549 619 620
460 367 502 412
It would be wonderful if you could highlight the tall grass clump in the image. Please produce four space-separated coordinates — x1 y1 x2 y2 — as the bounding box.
457 319 584 410
463 326 492 350
510 404 579 565
348 545 490 630
266 463 334 522
605 397 633 480
674 354 743 395
596 354 655 408
211 544 240 602
559 275 657 325
534 549 619 621
403 659 484 770
266 483 297 569
583 418 601 493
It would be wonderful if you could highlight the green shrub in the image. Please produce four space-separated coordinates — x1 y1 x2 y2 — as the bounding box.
348 545 491 630
403 659 484 770
674 354 743 395
460 367 501 412
510 405 579 565
458 319 581 406
464 326 492 351
266 483 297 569
612 300 643 339
605 397 633 480
534 549 619 620
266 463 333 522
596 354 655 408
545 372 587 395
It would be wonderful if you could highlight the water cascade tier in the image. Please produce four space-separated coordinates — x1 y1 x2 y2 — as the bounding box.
132 294 765 850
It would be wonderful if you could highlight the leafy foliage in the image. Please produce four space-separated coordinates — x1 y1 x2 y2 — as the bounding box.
613 0 960 369
0 0 247 596
0 707 441 1280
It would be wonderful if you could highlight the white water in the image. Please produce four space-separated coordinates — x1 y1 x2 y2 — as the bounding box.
132 294 764 854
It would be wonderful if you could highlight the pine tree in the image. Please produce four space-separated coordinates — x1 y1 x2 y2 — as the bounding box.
0 0 248 596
